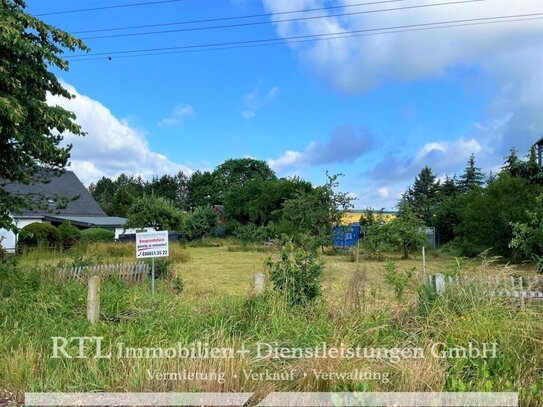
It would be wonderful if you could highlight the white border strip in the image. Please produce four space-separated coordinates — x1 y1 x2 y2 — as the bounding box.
257 392 519 406
25 392 253 406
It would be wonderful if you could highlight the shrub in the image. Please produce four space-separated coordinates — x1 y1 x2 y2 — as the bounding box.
0 237 7 261
383 260 416 301
266 240 325 306
234 224 258 246
81 228 114 243
19 223 60 248
57 221 81 248
182 206 219 240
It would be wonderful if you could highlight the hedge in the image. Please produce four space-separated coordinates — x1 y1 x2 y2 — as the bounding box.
80 228 115 243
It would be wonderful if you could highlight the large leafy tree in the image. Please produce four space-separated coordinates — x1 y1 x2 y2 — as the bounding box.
212 158 276 202
125 195 183 231
0 0 88 230
223 177 312 227
281 173 354 250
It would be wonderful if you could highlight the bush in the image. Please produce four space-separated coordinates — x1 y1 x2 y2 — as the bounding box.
81 228 115 243
234 224 258 246
57 221 81 248
182 206 219 240
19 223 60 248
266 240 325 306
383 260 416 301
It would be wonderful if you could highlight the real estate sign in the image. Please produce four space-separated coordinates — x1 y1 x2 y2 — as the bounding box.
136 230 169 259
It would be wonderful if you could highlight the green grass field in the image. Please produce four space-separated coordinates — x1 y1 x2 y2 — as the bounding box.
1 242 542 405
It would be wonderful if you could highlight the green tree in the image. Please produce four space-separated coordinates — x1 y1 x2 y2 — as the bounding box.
89 177 116 214
213 158 276 202
223 177 312 227
125 196 183 231
398 166 440 225
281 173 354 250
458 153 485 192
456 174 542 257
0 0 88 230
384 215 426 259
186 171 219 208
509 192 543 265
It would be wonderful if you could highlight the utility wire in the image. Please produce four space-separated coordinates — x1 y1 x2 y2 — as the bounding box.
68 16 543 61
35 0 186 17
72 0 404 35
79 0 486 41
66 12 543 59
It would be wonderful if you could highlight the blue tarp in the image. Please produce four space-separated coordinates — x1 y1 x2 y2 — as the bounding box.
333 224 361 248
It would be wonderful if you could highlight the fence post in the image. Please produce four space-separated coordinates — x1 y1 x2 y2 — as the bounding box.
433 273 445 293
422 246 426 277
254 273 265 294
519 277 525 308
87 276 100 324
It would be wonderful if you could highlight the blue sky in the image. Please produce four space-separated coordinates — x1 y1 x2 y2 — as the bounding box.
30 0 543 209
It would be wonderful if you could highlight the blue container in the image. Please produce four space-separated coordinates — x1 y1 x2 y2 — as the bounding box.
333 224 361 248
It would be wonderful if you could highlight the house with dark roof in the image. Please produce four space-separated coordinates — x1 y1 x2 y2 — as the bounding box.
0 171 128 252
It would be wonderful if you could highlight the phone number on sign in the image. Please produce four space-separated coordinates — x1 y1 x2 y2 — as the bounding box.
138 250 168 257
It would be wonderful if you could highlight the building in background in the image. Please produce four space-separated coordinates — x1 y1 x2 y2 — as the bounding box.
0 171 127 252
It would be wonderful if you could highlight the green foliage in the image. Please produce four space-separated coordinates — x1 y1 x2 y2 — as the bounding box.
224 177 312 227
0 0 88 230
181 206 219 240
456 174 542 257
266 241 325 306
459 153 486 192
509 192 543 267
281 173 354 249
398 166 440 225
234 223 258 247
56 221 81 249
80 228 114 243
18 223 60 248
364 224 392 261
213 158 277 202
385 215 426 259
383 260 416 300
186 170 219 208
125 195 183 231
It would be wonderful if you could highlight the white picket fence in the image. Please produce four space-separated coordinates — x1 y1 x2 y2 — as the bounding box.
425 272 543 306
60 262 149 283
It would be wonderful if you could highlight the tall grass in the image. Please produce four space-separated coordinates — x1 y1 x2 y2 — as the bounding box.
0 253 542 405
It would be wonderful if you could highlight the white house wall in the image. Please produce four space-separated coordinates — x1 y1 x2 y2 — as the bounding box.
0 217 43 252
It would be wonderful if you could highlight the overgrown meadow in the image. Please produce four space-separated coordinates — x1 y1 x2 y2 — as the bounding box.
1 241 542 406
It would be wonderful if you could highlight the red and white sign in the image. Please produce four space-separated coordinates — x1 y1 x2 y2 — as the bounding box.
136 230 169 259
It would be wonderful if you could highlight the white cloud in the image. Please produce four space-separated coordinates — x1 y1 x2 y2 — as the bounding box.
269 125 374 171
241 85 279 118
262 0 543 93
158 103 194 127
369 136 483 181
262 0 543 157
47 83 193 185
241 110 256 119
377 187 389 199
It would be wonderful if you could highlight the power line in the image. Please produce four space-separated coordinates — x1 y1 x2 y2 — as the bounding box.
35 0 186 17
68 16 543 62
72 0 404 35
79 0 486 41
66 12 543 60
